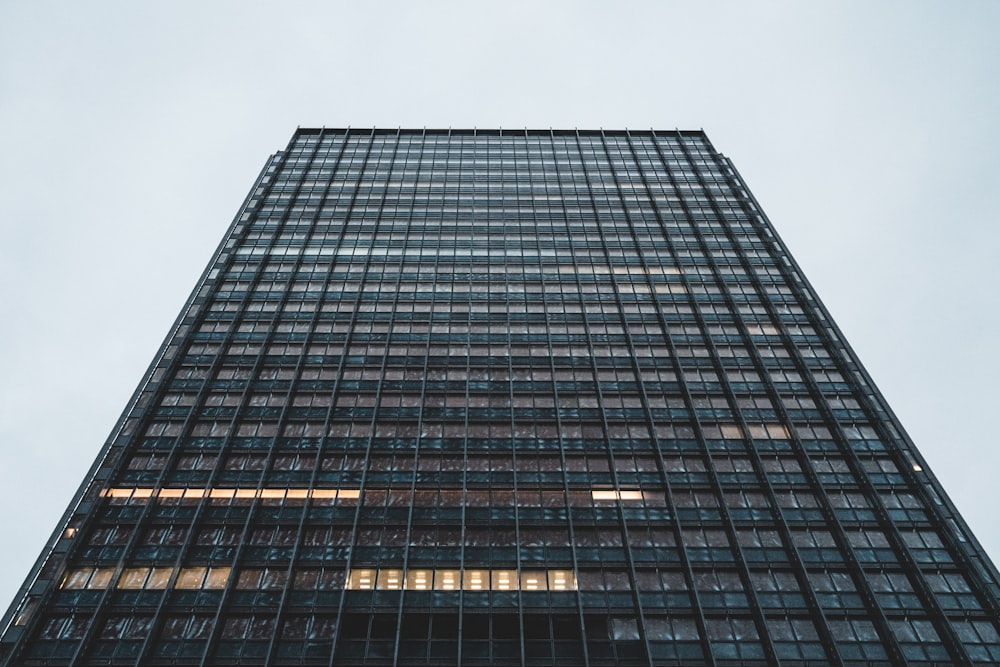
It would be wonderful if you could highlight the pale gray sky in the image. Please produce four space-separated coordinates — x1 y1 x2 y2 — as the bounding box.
1 1 998 611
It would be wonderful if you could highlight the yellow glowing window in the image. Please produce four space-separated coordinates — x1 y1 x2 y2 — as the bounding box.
175 567 207 589
118 568 150 589
61 568 94 589
311 489 339 499
234 489 257 499
337 489 361 499
520 571 546 591
434 570 461 591
203 567 231 589
377 569 403 590
463 570 488 591
492 570 517 591
406 570 432 591
259 489 285 499
592 490 644 502
146 567 172 589
88 569 114 589
286 489 310 499
346 568 579 591
347 569 376 590
548 570 576 591
209 488 236 499
158 488 184 498
131 488 154 499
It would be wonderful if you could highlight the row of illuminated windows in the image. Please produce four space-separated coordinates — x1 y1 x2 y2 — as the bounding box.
346 568 575 591
62 566 230 591
105 486 919 521
102 487 648 506
61 565 572 593
99 486 924 523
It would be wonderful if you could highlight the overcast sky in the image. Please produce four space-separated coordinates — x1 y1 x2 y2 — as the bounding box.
1 1 998 612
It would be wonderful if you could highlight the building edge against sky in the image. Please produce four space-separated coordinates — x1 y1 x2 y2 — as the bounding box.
1 128 999 666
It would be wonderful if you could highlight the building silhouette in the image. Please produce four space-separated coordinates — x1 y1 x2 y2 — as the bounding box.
2 128 998 667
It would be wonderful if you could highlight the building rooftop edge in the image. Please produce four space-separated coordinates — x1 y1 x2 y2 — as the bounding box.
291 127 708 136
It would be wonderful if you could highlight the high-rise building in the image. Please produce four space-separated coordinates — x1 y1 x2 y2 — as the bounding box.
2 128 998 667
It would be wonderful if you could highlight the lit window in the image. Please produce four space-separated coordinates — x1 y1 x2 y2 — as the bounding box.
434 570 460 591
548 570 576 591
118 568 150 589
146 567 172 589
492 570 517 591
520 571 546 591
377 569 403 590
345 567 579 591
203 567 231 589
463 570 488 591
175 567 208 589
89 569 114 589
100 487 362 503
347 569 376 590
61 568 113 590
406 569 432 591
592 490 644 502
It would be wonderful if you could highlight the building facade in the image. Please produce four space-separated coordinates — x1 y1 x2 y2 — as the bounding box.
1 128 998 667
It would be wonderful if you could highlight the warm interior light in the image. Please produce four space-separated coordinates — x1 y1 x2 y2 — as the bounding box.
592 490 643 501
102 487 362 502
348 567 578 591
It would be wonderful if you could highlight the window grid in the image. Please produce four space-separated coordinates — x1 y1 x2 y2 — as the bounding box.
3 128 998 667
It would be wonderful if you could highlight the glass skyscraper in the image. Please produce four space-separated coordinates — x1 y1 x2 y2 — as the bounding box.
2 128 998 667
